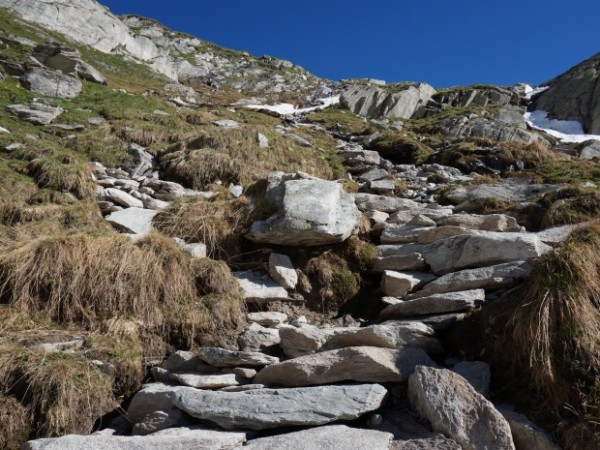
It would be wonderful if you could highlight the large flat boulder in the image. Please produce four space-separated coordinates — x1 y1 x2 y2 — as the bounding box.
22 68 82 98
423 232 551 274
416 261 533 296
172 384 387 430
254 346 435 386
240 425 393 449
234 271 288 302
6 103 63 125
197 347 279 367
106 207 158 236
247 179 360 246
22 427 246 450
409 366 515 450
381 289 485 319
321 321 442 354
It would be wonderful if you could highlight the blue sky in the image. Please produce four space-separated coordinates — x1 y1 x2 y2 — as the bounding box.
98 0 600 88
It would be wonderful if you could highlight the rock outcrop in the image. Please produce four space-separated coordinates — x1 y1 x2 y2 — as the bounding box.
531 51 600 134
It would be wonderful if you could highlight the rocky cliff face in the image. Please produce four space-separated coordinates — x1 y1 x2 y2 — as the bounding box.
531 51 600 133
0 0 327 96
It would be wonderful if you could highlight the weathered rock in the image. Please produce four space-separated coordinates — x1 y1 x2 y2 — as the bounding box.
22 68 82 98
171 373 242 389
268 253 297 289
417 226 481 245
128 383 181 423
439 213 521 232
453 361 491 396
248 179 360 246
238 323 281 352
6 103 63 125
162 351 202 373
257 132 269 148
381 290 485 319
531 52 600 134
381 271 437 297
23 427 247 450
127 144 155 178
247 312 288 327
416 261 533 296
341 83 436 119
321 322 443 354
389 208 453 224
372 253 427 272
423 232 552 274
0 126 9 133
240 425 393 449
401 312 468 330
102 188 144 208
182 243 207 258
106 207 158 236
370 179 396 193
498 407 561 450
437 106 547 146
409 366 515 450
355 193 421 213
197 347 279 367
393 436 463 449
214 119 239 128
535 223 585 247
255 346 435 386
359 168 390 182
380 224 435 244
131 409 186 435
173 383 387 430
234 271 289 302
278 325 347 358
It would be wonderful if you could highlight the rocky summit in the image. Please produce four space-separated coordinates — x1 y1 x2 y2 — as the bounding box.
0 1 598 449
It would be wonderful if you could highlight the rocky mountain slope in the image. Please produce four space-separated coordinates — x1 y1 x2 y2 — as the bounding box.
1 1 600 449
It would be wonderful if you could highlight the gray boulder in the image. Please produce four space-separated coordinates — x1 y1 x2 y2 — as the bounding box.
409 366 515 450
106 207 157 236
381 289 485 319
172 384 387 430
498 407 561 450
341 83 436 119
233 271 289 302
6 103 63 125
416 261 533 296
247 312 288 326
197 347 279 367
238 323 281 352
423 232 552 274
453 361 491 396
22 427 246 450
321 321 443 354
132 409 187 435
355 193 421 213
254 346 435 386
240 425 393 449
576 139 600 159
102 189 144 208
247 179 360 246
22 68 82 98
171 373 242 389
381 271 437 297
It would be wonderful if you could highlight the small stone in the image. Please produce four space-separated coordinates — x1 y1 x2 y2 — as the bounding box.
381 271 437 297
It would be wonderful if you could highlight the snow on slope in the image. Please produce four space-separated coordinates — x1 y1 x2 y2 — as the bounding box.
245 95 340 115
524 110 600 143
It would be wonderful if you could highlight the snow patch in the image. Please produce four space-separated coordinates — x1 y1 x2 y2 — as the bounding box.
525 110 600 143
523 85 549 100
245 95 340 116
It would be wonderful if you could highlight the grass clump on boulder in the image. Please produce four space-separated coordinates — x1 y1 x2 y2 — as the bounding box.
370 131 433 164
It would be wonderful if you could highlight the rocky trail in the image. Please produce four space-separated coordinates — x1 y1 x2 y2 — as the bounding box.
21 90 569 449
